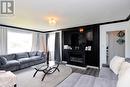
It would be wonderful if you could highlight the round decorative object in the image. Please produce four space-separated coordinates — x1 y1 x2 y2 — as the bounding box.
117 31 125 37
116 38 125 45
116 31 125 45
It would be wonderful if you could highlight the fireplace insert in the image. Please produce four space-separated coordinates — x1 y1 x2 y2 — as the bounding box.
68 50 86 66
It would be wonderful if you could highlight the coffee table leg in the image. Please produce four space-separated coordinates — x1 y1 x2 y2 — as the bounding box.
33 70 38 77
41 73 47 81
56 68 60 72
41 68 52 81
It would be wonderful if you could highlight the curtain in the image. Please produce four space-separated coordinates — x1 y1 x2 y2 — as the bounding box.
31 32 47 52
47 32 56 61
54 32 61 62
0 26 7 55
39 33 47 52
31 32 40 51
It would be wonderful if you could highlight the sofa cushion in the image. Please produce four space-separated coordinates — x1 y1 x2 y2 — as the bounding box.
0 54 16 61
117 68 130 87
3 60 20 68
93 77 117 87
18 58 33 64
29 56 43 61
99 67 118 80
28 51 37 57
57 73 82 87
118 62 130 78
74 75 95 87
0 57 7 65
110 56 125 75
16 52 29 59
37 52 45 57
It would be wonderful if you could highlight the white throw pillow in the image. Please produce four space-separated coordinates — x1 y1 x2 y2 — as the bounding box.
110 56 125 75
117 68 130 87
118 62 130 78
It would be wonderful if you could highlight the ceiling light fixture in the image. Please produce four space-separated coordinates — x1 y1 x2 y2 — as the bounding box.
79 28 84 33
48 17 57 25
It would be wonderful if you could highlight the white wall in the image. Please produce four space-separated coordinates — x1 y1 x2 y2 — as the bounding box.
100 21 129 68
126 20 130 57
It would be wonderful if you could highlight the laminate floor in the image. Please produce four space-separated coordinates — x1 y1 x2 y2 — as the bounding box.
71 67 99 77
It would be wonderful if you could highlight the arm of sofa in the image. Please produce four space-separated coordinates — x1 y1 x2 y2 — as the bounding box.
0 57 7 70
37 51 47 60
0 57 7 68
102 64 109 68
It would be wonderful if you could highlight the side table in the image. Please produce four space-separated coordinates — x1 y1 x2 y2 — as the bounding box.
0 71 16 87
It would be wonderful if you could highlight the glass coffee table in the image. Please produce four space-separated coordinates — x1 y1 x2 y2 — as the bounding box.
33 61 60 81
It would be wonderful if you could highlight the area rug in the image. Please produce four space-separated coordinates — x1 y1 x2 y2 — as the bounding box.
14 65 72 87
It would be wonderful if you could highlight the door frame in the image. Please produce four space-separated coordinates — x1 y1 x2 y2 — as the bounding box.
100 22 128 68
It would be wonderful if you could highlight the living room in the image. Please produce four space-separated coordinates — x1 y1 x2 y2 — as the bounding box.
0 0 130 87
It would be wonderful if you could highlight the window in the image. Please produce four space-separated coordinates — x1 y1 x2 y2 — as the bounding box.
47 32 56 60
7 29 32 54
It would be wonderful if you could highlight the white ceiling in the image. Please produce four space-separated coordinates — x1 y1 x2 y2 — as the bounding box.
0 0 130 31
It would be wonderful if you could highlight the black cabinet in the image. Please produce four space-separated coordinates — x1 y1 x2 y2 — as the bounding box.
62 25 100 67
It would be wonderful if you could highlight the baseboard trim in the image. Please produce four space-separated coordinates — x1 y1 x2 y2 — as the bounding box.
66 64 87 70
87 65 99 69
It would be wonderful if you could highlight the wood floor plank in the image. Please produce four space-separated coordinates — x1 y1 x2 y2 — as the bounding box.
71 67 99 77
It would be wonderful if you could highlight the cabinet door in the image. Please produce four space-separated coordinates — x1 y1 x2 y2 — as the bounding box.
85 51 93 66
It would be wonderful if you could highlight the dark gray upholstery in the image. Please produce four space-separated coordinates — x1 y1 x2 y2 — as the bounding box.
37 51 44 57
28 51 37 57
16 52 29 59
0 57 7 65
5 60 20 67
29 56 43 60
0 54 16 60
0 60 20 71
18 58 33 64
0 51 46 71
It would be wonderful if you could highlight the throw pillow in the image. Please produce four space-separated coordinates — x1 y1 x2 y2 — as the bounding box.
110 56 125 75
117 68 130 87
0 57 7 65
118 62 130 78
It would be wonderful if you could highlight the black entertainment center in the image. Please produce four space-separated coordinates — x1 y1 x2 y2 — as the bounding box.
62 25 100 67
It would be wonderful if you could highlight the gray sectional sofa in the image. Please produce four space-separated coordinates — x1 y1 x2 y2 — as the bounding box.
57 58 130 87
0 51 46 71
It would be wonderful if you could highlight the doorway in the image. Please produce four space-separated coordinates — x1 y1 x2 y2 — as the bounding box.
106 31 125 64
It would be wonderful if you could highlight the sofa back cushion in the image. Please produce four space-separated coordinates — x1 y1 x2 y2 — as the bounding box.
16 52 29 59
28 51 37 57
0 54 16 61
110 56 125 75
37 51 46 57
